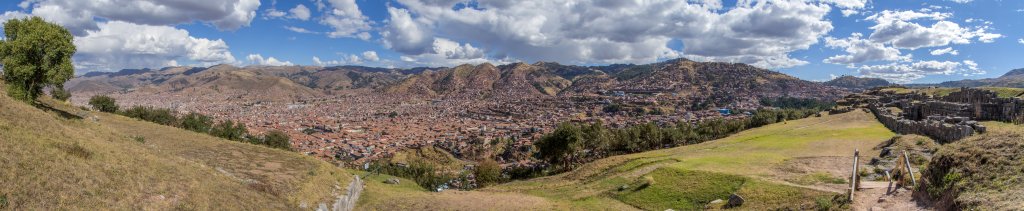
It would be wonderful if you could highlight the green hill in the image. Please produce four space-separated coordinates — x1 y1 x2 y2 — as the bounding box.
356 111 896 210
0 83 354 210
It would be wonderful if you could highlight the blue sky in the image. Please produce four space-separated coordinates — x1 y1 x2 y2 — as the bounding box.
1 0 1022 83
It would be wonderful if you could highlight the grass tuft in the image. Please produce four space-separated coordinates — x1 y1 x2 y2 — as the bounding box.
130 135 145 143
59 142 92 159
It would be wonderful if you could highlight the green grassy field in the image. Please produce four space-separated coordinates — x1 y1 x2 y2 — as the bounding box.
355 111 896 210
0 87 353 209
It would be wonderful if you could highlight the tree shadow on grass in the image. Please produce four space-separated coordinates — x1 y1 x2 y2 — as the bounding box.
35 102 83 120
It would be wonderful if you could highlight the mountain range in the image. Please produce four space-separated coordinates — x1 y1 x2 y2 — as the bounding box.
925 68 1024 88
67 59 850 103
823 75 893 91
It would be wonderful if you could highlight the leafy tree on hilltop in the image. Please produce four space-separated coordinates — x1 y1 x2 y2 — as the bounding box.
0 17 75 103
121 106 178 126
181 112 214 133
211 120 248 141
88 95 118 113
535 123 585 170
260 130 292 150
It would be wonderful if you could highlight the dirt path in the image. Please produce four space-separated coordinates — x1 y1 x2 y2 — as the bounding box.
852 186 932 211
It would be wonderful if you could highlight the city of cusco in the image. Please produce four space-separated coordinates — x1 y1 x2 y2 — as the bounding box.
1 0 1023 210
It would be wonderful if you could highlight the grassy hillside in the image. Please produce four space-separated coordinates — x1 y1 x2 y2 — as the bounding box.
919 121 1024 210
357 111 896 210
0 86 353 209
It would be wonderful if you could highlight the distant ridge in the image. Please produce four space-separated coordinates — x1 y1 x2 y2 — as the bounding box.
67 59 847 103
923 68 1024 88
824 75 892 90
1001 68 1024 78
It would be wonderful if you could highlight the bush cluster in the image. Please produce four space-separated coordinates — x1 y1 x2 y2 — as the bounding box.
368 160 453 191
86 95 292 151
88 95 118 113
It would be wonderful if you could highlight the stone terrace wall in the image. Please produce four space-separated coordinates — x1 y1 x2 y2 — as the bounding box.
903 101 973 121
869 104 983 143
938 88 1024 122
320 175 364 211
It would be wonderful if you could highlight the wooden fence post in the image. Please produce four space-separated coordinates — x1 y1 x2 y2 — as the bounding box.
903 150 917 187
850 149 859 201
885 170 893 195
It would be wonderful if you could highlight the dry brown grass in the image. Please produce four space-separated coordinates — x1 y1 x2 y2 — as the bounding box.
920 122 1024 210
0 88 352 209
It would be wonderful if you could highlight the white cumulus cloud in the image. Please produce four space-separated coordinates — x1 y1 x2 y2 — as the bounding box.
362 51 379 62
247 54 293 66
866 10 1002 49
320 0 372 39
284 26 318 34
381 0 836 69
824 33 910 65
290 4 311 21
73 21 237 73
929 47 958 56
22 0 260 35
857 60 983 82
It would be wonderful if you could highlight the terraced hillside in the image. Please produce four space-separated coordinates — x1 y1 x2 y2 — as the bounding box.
0 85 355 210
356 111 897 210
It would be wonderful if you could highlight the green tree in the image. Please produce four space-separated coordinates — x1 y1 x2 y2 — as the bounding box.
474 159 503 186
50 86 70 101
262 130 292 150
180 112 214 133
534 123 585 171
121 106 178 126
473 158 501 187
211 120 247 141
0 17 75 103
88 95 118 113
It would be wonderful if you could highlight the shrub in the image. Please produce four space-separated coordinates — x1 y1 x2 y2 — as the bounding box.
474 159 502 186
370 161 453 191
131 135 145 143
603 103 623 113
180 112 214 133
50 87 71 101
121 106 178 126
61 142 92 159
88 95 118 113
261 130 292 150
210 120 247 141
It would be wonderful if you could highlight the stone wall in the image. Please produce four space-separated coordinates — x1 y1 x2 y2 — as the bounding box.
902 101 973 121
869 104 983 143
319 175 364 211
935 88 1024 122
